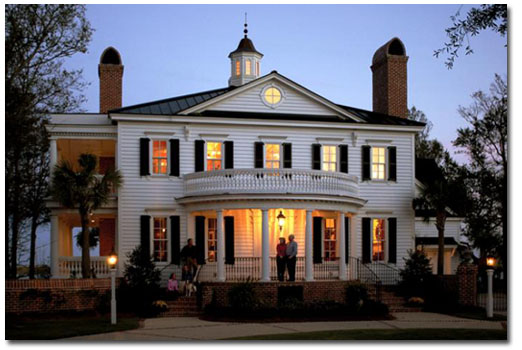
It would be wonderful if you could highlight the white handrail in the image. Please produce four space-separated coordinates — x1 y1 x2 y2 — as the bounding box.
58 256 111 277
184 168 359 197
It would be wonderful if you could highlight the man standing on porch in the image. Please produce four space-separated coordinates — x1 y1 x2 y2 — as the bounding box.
276 237 287 281
181 239 198 274
286 235 298 281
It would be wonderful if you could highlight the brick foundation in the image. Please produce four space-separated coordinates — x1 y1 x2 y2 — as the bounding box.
5 278 120 315
457 263 478 306
200 281 356 309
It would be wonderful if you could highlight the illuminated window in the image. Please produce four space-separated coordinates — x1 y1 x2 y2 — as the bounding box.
372 147 386 180
153 217 168 262
324 218 337 261
256 61 259 75
265 144 280 169
322 145 337 172
245 60 251 75
264 87 281 106
206 142 222 171
372 219 386 261
235 61 241 76
152 140 168 174
207 218 217 262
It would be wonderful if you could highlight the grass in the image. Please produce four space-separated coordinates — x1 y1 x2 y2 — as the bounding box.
6 313 140 340
228 328 507 340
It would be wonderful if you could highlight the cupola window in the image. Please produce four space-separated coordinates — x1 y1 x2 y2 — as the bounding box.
245 60 251 75
235 61 241 76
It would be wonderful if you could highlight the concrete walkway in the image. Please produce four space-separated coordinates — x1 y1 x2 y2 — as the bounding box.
66 313 506 341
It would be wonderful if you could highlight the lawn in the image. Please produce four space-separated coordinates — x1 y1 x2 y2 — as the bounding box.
229 328 507 340
6 314 140 340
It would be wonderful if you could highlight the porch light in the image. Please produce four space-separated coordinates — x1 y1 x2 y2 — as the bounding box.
486 256 496 267
107 249 118 268
277 211 286 232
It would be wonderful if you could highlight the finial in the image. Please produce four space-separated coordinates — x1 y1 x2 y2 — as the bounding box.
244 12 248 38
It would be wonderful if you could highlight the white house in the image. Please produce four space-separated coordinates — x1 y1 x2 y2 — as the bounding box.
47 26 461 283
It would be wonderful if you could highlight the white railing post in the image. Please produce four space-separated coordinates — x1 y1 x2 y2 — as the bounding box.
338 212 347 280
261 209 270 282
216 210 225 282
305 210 314 281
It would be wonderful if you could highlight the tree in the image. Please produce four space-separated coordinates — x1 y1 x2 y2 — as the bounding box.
5 4 93 278
434 4 507 69
453 75 507 269
51 154 122 278
413 166 468 275
408 106 445 160
399 249 433 297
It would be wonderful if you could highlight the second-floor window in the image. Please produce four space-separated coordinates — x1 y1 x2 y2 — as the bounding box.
152 140 168 174
322 145 337 172
153 217 168 262
206 142 222 171
324 218 337 261
372 147 386 180
372 218 386 261
265 143 280 169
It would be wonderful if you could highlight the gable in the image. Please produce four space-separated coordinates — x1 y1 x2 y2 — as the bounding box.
208 81 338 116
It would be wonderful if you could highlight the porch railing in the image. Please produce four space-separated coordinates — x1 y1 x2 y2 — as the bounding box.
58 256 111 278
183 168 359 198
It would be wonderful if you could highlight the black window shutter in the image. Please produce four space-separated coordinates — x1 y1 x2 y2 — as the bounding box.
170 139 180 176
170 216 180 265
195 216 206 265
224 216 235 264
362 146 371 181
388 218 397 264
388 146 397 181
339 144 348 173
283 143 292 168
313 217 323 264
224 141 234 169
312 144 321 170
195 140 205 172
345 216 350 264
140 215 151 259
140 138 150 176
362 218 371 263
254 142 264 168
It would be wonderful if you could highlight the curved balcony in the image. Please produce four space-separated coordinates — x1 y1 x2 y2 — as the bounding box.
183 168 359 198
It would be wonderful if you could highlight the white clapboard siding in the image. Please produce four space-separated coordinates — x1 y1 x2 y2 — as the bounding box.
116 119 418 270
209 83 338 116
415 218 463 240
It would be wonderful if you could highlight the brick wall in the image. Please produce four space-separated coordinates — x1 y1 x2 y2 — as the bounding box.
200 281 355 309
457 263 478 306
5 279 120 315
99 64 123 114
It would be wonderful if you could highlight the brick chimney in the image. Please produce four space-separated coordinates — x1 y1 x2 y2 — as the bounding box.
371 38 408 118
98 47 123 114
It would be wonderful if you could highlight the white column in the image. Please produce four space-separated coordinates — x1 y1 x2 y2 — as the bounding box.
50 215 60 278
338 212 347 280
261 209 270 282
50 138 57 172
216 210 225 282
305 210 314 281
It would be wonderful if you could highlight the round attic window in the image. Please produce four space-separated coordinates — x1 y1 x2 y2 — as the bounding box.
261 85 284 108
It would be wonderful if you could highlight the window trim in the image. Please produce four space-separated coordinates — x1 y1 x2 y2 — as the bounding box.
149 138 169 176
204 140 224 172
150 216 170 264
264 142 283 169
320 144 339 173
370 217 388 263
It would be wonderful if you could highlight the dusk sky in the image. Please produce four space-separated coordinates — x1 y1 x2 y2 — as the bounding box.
34 4 507 261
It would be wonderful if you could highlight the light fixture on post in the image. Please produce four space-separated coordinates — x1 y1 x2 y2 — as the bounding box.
486 255 496 318
107 248 118 325
277 211 286 233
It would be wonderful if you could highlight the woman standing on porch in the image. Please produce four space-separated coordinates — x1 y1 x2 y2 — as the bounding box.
276 237 287 281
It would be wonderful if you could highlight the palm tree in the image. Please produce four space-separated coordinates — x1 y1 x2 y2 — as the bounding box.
51 153 122 278
413 177 466 275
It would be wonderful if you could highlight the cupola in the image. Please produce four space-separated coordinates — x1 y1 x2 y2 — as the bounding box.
228 19 263 87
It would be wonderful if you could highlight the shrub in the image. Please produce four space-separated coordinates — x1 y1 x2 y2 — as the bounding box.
399 249 433 297
360 299 389 316
346 282 368 311
227 281 258 313
119 245 162 317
